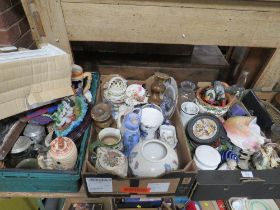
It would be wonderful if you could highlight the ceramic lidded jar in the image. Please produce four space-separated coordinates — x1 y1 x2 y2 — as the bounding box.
48 137 77 170
129 139 178 177
149 72 169 105
91 103 114 131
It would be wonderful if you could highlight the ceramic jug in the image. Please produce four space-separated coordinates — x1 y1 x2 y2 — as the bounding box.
71 64 92 95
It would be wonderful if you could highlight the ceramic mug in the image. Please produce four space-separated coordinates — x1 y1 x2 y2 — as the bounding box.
92 128 123 151
140 104 164 140
180 102 199 128
71 64 92 95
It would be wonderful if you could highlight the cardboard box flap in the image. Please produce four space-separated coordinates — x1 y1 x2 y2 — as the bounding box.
0 44 73 120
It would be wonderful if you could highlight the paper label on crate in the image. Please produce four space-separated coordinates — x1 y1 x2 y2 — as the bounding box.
241 171 254 178
147 183 170 193
121 187 151 194
86 178 113 193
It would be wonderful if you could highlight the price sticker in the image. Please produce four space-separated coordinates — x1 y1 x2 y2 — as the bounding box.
86 178 113 193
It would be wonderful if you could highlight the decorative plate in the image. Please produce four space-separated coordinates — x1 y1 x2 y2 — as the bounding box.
160 77 178 119
186 113 222 145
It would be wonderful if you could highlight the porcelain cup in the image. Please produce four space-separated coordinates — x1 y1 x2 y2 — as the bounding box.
96 128 123 150
180 102 199 128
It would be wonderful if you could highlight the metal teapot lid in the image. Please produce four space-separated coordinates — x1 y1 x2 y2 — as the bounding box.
11 136 32 154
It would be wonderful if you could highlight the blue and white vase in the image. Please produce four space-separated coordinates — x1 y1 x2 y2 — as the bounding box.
122 112 141 156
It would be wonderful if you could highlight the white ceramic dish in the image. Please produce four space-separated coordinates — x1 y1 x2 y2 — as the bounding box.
194 145 221 170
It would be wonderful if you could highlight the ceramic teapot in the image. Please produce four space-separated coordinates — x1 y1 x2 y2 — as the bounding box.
38 137 77 170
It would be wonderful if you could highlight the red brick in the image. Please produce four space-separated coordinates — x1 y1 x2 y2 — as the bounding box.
0 23 21 44
0 0 12 12
0 3 24 29
13 29 34 48
18 17 30 34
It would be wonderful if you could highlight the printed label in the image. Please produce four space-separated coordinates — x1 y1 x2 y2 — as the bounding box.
147 183 170 193
241 171 254 178
86 178 113 193
121 187 151 194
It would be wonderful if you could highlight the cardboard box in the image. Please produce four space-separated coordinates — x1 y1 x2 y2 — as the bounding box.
82 75 196 197
0 44 73 120
63 197 113 210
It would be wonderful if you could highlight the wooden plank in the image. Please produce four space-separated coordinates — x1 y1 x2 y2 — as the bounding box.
254 49 280 89
22 0 73 59
0 186 86 198
62 2 280 48
61 0 280 12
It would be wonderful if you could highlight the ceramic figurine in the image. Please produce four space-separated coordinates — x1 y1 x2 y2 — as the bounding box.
50 96 88 136
224 116 266 152
149 72 169 105
238 149 254 170
125 84 148 106
252 143 280 170
91 103 114 131
129 139 178 177
204 88 216 104
122 112 141 156
71 64 92 95
159 125 178 149
95 147 128 178
140 104 164 140
213 81 226 106
37 137 77 170
220 150 238 163
218 159 237 170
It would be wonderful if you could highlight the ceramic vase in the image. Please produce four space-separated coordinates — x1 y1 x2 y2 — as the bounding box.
149 72 169 105
140 104 164 140
129 139 178 177
122 112 141 156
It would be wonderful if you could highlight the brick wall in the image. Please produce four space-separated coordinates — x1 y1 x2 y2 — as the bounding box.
0 0 36 49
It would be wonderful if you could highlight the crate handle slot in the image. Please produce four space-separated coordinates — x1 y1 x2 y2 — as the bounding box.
240 177 266 183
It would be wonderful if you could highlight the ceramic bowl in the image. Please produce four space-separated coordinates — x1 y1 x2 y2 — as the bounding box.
194 145 221 170
195 83 235 117
129 139 178 177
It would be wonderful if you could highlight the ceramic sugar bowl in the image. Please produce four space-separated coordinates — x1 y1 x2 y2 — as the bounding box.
129 139 178 177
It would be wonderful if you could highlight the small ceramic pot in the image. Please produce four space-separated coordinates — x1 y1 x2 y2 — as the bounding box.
103 76 127 105
96 128 123 150
95 147 128 177
195 83 235 117
129 139 178 177
180 102 199 128
91 103 114 130
194 145 221 170
140 104 164 140
38 137 77 170
159 125 178 149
